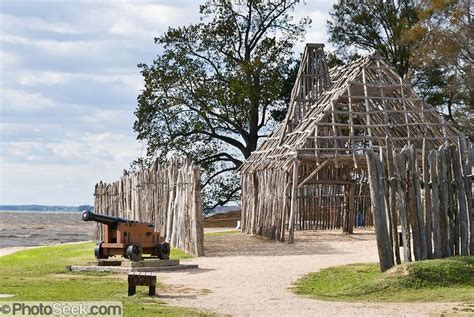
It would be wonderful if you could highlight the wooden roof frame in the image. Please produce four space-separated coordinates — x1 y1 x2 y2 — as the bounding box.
240 43 468 174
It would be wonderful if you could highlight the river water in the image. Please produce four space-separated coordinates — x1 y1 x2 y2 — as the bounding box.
0 211 95 248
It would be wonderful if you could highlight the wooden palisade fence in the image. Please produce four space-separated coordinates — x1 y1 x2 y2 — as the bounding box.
366 140 473 271
93 159 204 256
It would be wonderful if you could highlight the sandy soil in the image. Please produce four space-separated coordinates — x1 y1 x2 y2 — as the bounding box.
159 229 459 316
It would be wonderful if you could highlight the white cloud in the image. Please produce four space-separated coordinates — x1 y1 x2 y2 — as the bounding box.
0 50 20 69
0 131 142 204
18 72 67 86
121 3 184 26
82 108 134 127
1 34 106 57
109 20 137 36
2 132 141 166
16 71 142 90
0 13 81 35
48 142 84 161
1 88 55 111
292 3 337 52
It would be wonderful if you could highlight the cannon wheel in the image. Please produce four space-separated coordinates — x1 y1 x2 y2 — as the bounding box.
94 241 108 260
126 244 142 262
155 242 170 260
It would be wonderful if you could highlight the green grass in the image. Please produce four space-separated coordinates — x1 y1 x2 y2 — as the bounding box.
169 247 193 260
0 242 207 316
204 230 240 237
294 256 474 302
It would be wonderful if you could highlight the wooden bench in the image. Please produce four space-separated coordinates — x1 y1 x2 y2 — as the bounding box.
128 272 157 296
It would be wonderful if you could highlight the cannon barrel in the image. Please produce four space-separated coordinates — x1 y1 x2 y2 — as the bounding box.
82 210 129 226
82 210 154 227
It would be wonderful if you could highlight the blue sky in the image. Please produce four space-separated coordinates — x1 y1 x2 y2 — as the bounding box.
0 0 336 206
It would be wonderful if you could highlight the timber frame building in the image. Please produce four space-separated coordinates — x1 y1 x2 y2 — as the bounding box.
240 43 468 243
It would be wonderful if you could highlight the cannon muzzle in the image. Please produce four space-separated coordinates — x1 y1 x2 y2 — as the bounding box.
82 210 129 226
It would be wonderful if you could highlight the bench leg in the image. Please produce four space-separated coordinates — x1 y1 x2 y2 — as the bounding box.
128 285 136 296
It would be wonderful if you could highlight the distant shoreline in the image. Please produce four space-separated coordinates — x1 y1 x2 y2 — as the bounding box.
0 205 93 212
0 210 83 213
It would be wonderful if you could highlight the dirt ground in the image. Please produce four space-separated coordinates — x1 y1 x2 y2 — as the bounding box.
159 228 459 316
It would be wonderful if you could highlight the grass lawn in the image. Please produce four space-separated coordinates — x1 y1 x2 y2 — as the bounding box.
204 230 241 237
294 256 474 303
0 242 207 316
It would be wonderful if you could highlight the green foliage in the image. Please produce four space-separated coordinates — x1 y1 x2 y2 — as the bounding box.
407 0 473 139
328 0 418 78
0 243 202 316
294 257 474 302
133 0 310 209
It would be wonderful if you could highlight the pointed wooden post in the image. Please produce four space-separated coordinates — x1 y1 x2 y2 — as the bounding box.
437 145 450 257
394 151 411 262
429 150 442 258
463 143 474 255
452 143 469 255
422 139 433 258
403 145 427 260
387 141 401 264
366 150 394 271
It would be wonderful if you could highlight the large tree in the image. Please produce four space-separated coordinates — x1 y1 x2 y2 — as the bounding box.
134 0 310 209
407 0 473 138
327 0 418 78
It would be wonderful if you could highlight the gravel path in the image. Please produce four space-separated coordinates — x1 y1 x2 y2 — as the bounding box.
160 229 458 316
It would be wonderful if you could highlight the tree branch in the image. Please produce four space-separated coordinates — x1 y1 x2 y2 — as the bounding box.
203 167 236 188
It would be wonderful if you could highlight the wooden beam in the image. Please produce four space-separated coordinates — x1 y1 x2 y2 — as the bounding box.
298 160 330 188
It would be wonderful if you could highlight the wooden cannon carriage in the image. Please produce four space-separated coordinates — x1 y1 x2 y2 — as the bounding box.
82 210 170 261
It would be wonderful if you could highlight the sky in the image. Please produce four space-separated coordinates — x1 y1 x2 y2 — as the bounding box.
0 0 336 206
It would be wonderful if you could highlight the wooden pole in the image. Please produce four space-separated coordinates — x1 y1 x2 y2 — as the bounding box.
366 150 394 271
288 159 300 244
387 141 401 264
422 139 433 258
403 146 424 260
349 183 356 234
380 148 394 256
437 145 450 257
462 142 474 255
452 143 469 255
411 146 428 260
446 145 456 256
429 150 442 258
394 151 411 262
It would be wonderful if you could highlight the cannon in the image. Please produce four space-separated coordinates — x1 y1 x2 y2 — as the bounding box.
82 210 170 261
